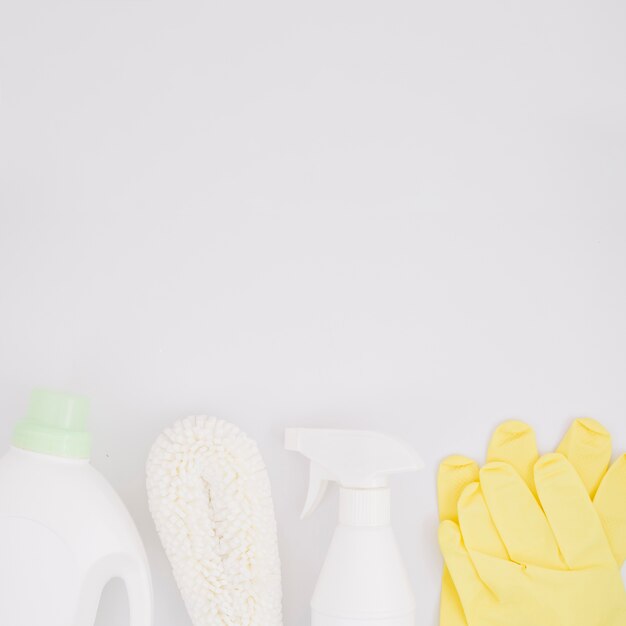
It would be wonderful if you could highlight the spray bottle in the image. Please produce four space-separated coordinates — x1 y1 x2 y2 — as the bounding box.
285 428 422 626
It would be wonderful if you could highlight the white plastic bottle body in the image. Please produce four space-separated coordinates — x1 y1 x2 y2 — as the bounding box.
311 524 416 626
0 447 153 626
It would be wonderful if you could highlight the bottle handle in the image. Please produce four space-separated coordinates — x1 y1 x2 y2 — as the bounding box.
122 557 153 626
73 554 153 626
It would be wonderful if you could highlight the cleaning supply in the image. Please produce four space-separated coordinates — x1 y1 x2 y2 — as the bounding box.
440 453 626 626
438 418 626 626
285 428 422 626
146 416 282 626
0 389 153 626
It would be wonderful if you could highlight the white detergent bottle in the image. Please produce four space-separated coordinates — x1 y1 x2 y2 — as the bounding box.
0 389 153 626
285 428 422 626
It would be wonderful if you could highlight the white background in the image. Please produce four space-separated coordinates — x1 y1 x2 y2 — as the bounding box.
1 1 626 624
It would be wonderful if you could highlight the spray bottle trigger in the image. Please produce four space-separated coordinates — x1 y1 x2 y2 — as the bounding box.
301 462 331 518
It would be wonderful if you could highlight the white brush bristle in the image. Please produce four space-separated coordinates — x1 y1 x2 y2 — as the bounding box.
146 416 283 626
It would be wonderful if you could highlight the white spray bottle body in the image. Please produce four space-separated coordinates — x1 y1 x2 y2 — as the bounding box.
286 428 422 626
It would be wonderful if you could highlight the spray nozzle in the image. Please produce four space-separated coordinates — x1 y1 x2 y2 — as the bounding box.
285 428 423 519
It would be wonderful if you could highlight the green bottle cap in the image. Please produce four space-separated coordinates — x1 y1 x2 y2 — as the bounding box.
12 389 92 458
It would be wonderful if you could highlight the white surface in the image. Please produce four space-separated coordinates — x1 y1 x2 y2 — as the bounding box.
1 2 626 625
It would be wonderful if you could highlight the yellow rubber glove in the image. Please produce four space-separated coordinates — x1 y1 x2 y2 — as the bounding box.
440 453 626 626
438 419 626 626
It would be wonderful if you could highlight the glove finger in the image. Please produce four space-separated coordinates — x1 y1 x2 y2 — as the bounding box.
438 455 479 522
557 418 611 498
438 457 478 626
439 520 487 608
480 462 563 569
458 482 508 559
439 568 468 626
535 453 614 569
487 420 539 493
593 454 626 565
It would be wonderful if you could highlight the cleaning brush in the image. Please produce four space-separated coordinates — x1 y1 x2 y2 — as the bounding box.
146 416 283 626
